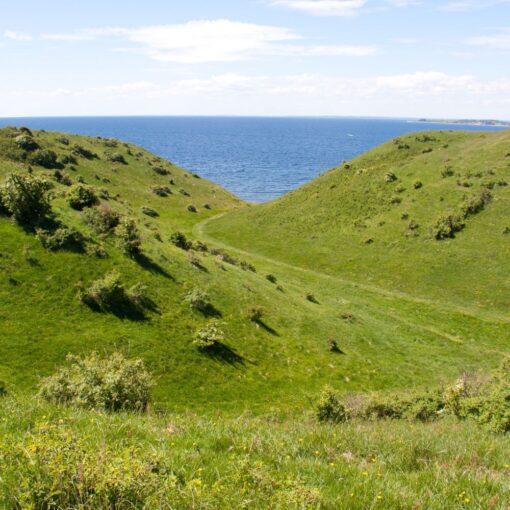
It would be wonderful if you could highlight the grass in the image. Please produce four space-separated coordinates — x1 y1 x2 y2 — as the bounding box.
2 126 510 507
2 395 510 509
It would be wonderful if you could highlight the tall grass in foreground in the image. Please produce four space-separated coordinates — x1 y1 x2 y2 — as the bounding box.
1 395 510 509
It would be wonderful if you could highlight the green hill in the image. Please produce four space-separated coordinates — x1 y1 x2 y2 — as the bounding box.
2 126 510 508
1 126 509 412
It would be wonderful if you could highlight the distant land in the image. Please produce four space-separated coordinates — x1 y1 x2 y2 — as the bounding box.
415 118 510 127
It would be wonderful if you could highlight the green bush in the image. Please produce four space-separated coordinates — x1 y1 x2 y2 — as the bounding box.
170 231 191 250
141 206 159 217
247 305 264 322
106 152 127 164
53 169 73 186
29 149 59 169
460 190 492 217
432 214 465 240
67 184 98 210
116 219 142 256
72 144 97 160
193 321 225 350
413 181 423 189
36 227 84 251
1 173 52 227
83 204 120 234
185 288 210 312
79 271 128 311
384 172 397 183
266 274 277 284
39 352 153 412
14 134 39 152
150 185 171 197
152 166 170 176
316 386 347 423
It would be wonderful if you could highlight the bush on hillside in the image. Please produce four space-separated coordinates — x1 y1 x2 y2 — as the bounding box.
53 169 73 186
72 144 98 160
29 149 59 169
384 172 397 183
184 288 210 313
247 305 264 323
106 152 127 164
79 271 128 311
1 173 52 227
150 185 171 197
152 166 170 176
316 386 347 423
116 218 142 256
67 184 98 210
83 204 120 234
141 206 159 217
14 134 39 152
170 231 192 250
39 352 153 412
36 226 84 252
266 274 277 284
460 190 492 217
193 321 225 350
432 214 465 240
187 204 197 213
57 136 70 145
413 181 423 189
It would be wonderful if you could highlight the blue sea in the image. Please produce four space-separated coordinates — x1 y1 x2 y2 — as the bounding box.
0 116 505 202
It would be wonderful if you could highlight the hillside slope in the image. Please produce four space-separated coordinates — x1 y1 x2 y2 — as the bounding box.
205 129 510 314
1 127 509 412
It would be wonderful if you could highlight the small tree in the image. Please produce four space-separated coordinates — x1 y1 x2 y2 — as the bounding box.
316 386 347 423
185 288 210 312
1 173 51 227
116 218 141 256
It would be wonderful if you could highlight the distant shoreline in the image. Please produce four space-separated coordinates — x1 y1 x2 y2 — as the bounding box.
412 118 510 127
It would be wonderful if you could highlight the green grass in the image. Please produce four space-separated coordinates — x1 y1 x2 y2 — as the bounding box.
2 126 510 507
2 395 510 509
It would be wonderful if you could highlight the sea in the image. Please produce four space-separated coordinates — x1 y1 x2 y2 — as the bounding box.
0 116 505 202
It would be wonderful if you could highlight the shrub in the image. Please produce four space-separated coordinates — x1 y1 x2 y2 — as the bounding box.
58 154 77 166
106 152 127 164
29 149 59 169
116 219 142 256
39 352 153 412
36 227 84 251
103 138 118 147
441 167 454 178
141 206 159 217
316 386 347 423
72 144 97 159
152 166 170 175
306 293 318 303
187 204 197 213
413 181 423 189
240 261 256 272
184 288 210 312
460 190 492 217
193 321 225 350
384 172 397 183
170 231 192 250
67 184 98 210
79 271 127 311
432 214 464 240
328 338 342 353
150 185 171 197
266 274 277 284
57 136 69 145
192 240 208 252
128 282 149 308
83 204 120 234
247 305 264 323
53 169 73 186
14 134 39 152
1 173 51 226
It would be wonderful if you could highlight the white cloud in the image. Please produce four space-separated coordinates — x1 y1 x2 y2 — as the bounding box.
442 0 510 11
267 0 420 16
4 30 32 41
40 20 378 63
468 29 510 49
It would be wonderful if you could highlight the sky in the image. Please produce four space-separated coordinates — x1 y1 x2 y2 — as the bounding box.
1 0 510 118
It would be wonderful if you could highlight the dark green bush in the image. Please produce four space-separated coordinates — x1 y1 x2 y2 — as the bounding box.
150 186 171 197
460 190 492 217
413 181 423 189
116 219 142 256
67 184 98 210
384 172 397 183
83 204 120 234
187 204 197 213
170 231 191 250
14 134 39 152
1 173 51 227
432 214 464 240
266 274 277 284
53 169 73 186
141 206 159 218
72 145 97 160
152 166 170 176
29 149 59 169
106 152 127 164
247 305 264 323
79 271 127 311
39 352 153 412
36 227 84 251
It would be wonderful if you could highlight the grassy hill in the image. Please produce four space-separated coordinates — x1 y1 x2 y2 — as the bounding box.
2 126 510 508
206 129 510 315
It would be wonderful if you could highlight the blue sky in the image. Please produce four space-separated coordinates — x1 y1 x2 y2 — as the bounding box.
1 0 510 118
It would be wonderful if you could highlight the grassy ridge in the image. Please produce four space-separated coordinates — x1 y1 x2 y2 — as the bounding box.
206 129 510 313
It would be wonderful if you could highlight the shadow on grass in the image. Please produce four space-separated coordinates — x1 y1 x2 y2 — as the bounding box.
203 343 245 366
255 319 279 336
134 253 173 280
200 304 222 318
85 298 148 321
